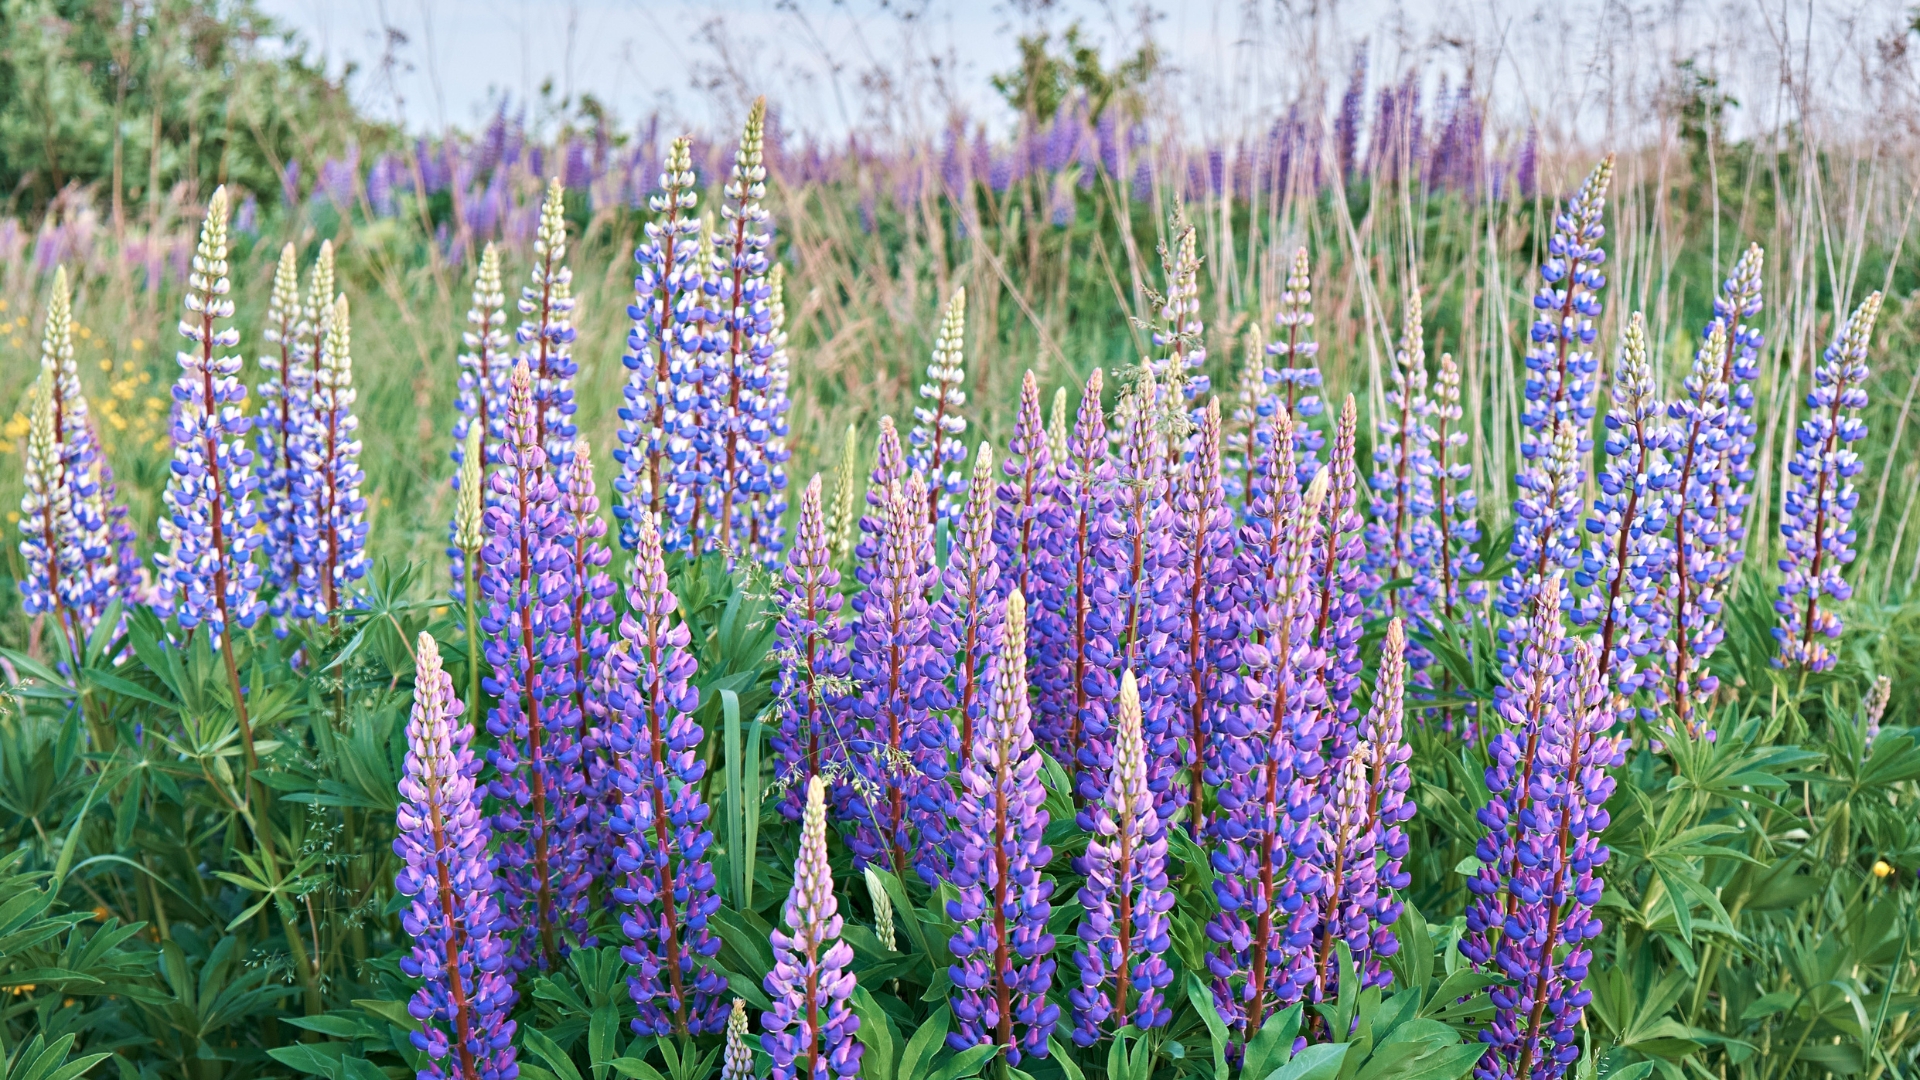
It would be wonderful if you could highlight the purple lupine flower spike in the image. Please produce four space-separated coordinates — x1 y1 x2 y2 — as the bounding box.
1207 423 1328 1034
940 445 1004 769
395 631 518 1080
909 288 971 523
607 511 727 1036
520 179 579 474
1072 668 1173 1043
1160 399 1235 839
452 244 511 601
36 267 117 627
1474 636 1621 1080
772 476 851 819
1776 292 1883 672
1224 328 1276 509
997 372 1065 739
483 360 588 973
18 378 80 647
1311 398 1367 749
1309 618 1412 1001
1427 353 1487 618
562 437 616 731
1500 159 1612 631
848 469 952 881
257 244 308 624
1663 321 1734 729
296 295 369 622
157 187 265 643
1576 314 1671 702
1150 217 1208 408
948 590 1059 1064
1462 575 1570 974
762 775 862 1080
1087 370 1175 826
1703 245 1767 581
749 263 794 563
615 136 705 552
1271 247 1325 487
852 417 907 588
1036 369 1111 774
707 100 776 555
1365 292 1435 620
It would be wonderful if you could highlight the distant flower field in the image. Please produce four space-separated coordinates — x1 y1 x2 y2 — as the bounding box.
3 47 1920 1080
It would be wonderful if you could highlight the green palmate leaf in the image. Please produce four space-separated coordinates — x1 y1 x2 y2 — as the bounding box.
1243 1005 1305 1080
902 1007 955 1080
920 1044 996 1080
266 1044 348 1079
524 1028 587 1080
1259 1042 1347 1080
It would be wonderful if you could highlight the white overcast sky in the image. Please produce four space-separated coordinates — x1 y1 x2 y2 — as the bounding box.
256 0 1919 146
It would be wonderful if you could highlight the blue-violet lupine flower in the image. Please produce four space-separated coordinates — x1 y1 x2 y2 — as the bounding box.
561 437 616 730
1072 668 1174 1043
1271 246 1325 487
606 511 728 1036
939 445 1004 769
1500 159 1612 628
1311 396 1367 743
748 262 793 563
1224 327 1277 509
615 136 706 552
1309 618 1412 1001
1207 423 1328 1033
451 243 511 601
18 378 82 645
1149 218 1208 407
1471 636 1622 1080
295 295 368 621
520 177 579 474
1426 353 1488 618
257 244 309 622
770 475 853 820
395 631 519 1080
1701 245 1767 585
1575 313 1671 702
761 775 862 1080
1365 293 1436 621
1662 323 1733 729
158 187 265 643
704 99 777 555
847 470 953 882
482 360 589 973
947 590 1059 1064
995 371 1065 728
1034 370 1111 771
1776 292 1883 672
909 288 970 523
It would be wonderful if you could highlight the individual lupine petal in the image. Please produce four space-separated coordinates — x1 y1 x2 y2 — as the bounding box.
771 476 852 820
157 186 264 643
1776 292 1883 673
257 243 308 620
606 511 727 1036
451 243 512 600
1462 575 1570 973
1308 619 1412 1001
394 631 518 1080
520 178 578 474
1085 369 1177 825
1153 398 1237 839
1071 668 1173 1043
722 1000 754 1080
294 294 369 621
705 99 778 555
1034 368 1111 776
825 423 861 567
1270 246 1325 486
847 471 953 881
1364 291 1437 622
1576 313 1672 704
941 445 1004 769
947 591 1059 1064
1474 636 1623 1080
1206 427 1328 1034
482 361 589 973
1499 159 1611 634
909 287 971 523
615 136 706 552
761 775 862 1080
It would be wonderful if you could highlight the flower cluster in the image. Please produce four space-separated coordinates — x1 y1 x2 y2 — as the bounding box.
395 632 518 1080
450 243 511 600
1365 294 1436 620
520 178 579 473
939 446 1005 768
295 295 368 620
1776 292 1883 671
908 288 971 522
770 477 852 818
257 243 310 621
1271 246 1325 486
762 776 862 1080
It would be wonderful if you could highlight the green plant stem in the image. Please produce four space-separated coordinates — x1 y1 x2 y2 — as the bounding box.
465 557 481 715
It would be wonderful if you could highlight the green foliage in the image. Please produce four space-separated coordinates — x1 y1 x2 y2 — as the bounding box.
989 22 1158 120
